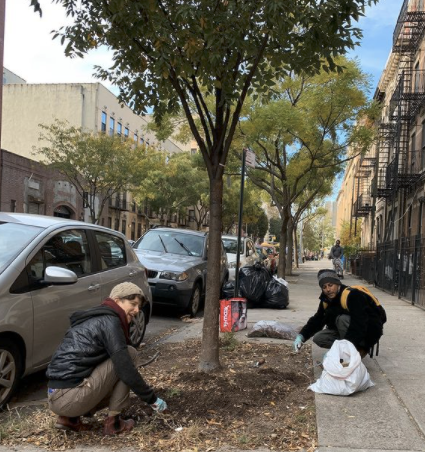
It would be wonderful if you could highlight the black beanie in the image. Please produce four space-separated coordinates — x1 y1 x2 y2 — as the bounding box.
317 269 341 288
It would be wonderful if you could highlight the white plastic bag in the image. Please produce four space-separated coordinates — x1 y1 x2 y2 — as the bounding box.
308 339 374 396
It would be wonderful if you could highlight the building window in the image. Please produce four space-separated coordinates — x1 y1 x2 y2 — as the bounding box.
108 217 112 229
188 209 195 222
137 223 142 239
191 147 197 155
121 220 127 235
117 122 122 136
109 117 115 136
101 111 107 132
10 200 16 212
101 217 105 226
134 133 138 142
114 218 120 231
131 222 136 241
124 127 129 138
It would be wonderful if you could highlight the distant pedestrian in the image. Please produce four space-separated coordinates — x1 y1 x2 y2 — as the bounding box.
292 270 385 358
46 282 167 435
329 240 344 278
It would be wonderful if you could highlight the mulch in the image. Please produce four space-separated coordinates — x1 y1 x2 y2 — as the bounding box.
0 336 317 451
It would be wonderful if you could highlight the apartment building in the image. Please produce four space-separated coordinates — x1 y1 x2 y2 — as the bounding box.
1 77 198 238
342 0 425 307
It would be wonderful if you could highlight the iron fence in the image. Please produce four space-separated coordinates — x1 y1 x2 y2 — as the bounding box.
352 236 425 308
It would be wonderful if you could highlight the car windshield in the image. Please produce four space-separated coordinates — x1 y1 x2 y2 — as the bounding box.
136 230 205 257
0 222 44 273
222 238 242 255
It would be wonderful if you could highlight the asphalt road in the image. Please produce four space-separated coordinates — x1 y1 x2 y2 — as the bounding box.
7 308 192 409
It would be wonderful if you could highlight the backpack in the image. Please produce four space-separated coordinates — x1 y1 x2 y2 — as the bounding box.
323 285 386 358
340 286 387 325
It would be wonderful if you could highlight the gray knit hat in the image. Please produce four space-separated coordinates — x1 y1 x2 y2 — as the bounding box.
317 269 341 288
110 282 143 299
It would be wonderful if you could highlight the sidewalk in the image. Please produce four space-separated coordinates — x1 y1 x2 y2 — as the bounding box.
2 260 425 452
164 259 425 452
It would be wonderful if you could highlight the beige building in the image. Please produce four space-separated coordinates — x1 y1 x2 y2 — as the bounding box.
1 79 199 238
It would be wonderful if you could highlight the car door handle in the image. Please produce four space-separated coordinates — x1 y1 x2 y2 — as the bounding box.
88 284 100 291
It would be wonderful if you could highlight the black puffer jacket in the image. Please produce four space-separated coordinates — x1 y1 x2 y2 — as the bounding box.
299 284 384 349
46 306 156 404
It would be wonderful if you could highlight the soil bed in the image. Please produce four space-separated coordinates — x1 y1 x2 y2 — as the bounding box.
0 336 317 451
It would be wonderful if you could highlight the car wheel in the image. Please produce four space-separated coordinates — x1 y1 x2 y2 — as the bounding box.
187 283 201 318
129 309 147 348
0 339 22 410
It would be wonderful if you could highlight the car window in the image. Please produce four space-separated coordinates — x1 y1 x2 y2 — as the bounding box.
0 222 43 274
42 230 91 276
222 238 242 255
94 232 127 269
138 230 205 257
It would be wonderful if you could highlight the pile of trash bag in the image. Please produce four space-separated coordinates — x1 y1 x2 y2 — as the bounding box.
221 263 289 309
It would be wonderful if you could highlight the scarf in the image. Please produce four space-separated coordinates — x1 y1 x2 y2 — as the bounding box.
101 297 131 344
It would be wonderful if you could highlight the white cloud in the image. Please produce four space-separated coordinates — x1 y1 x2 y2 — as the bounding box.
5 1 115 90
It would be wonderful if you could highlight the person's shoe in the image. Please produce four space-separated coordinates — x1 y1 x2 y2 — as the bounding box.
103 415 135 436
55 416 92 432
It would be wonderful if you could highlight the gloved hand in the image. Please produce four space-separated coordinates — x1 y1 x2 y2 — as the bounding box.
150 397 168 413
293 334 305 353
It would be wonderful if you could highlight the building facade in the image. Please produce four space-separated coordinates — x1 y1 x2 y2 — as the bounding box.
341 0 425 307
1 78 200 237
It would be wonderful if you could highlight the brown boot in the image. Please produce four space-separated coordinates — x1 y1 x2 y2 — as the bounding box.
103 415 135 436
55 416 92 432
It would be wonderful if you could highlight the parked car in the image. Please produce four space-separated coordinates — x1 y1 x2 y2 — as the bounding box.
0 213 152 409
222 235 260 280
133 227 229 317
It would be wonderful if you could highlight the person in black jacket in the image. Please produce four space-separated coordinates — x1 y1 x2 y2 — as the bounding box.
46 282 167 435
292 269 384 358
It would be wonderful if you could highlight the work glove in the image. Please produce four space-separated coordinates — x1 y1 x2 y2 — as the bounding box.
150 397 168 413
293 334 305 353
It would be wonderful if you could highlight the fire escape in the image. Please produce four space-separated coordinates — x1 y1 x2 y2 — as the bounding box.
353 156 376 218
376 0 425 205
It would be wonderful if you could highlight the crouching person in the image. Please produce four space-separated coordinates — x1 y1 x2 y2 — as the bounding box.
293 270 385 358
46 282 167 435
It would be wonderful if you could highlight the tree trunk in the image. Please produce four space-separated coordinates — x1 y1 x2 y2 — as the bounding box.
199 176 223 372
293 225 299 268
277 213 289 278
286 217 294 275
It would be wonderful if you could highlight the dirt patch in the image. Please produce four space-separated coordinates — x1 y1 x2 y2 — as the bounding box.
0 337 317 451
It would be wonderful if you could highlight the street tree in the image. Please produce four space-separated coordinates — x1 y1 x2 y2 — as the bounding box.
33 120 148 224
240 58 375 277
32 0 378 371
133 151 209 227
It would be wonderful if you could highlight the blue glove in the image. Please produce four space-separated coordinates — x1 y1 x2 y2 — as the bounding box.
150 397 168 413
293 334 305 353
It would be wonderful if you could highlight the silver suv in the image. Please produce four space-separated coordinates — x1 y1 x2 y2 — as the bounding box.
0 213 152 409
133 227 228 317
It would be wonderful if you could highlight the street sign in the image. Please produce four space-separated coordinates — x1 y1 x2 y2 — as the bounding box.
245 149 256 168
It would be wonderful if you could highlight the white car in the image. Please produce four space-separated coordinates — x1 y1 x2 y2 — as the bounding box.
222 235 260 281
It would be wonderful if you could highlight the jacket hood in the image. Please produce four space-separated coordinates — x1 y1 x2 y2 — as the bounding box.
70 306 118 328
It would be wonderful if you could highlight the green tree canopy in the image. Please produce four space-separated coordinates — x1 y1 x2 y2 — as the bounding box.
33 120 148 224
239 58 376 276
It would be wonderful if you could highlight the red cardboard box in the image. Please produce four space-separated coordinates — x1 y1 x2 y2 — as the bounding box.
220 298 247 332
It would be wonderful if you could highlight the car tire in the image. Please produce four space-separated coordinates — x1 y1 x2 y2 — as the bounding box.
0 339 22 410
187 283 201 318
129 309 147 348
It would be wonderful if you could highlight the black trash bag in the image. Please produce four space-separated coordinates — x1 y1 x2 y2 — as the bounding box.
262 278 289 309
221 281 241 299
239 263 272 305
